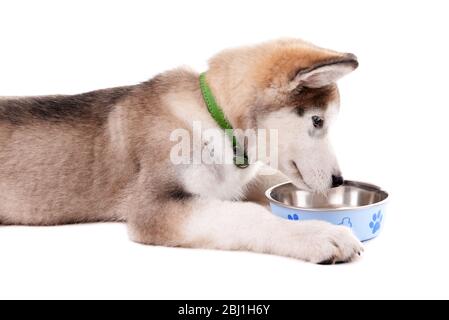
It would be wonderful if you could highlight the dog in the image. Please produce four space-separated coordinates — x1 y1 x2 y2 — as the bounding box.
0 39 362 264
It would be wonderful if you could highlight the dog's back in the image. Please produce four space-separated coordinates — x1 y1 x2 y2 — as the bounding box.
0 87 137 225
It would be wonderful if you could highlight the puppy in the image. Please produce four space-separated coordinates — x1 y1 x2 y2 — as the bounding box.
0 39 362 264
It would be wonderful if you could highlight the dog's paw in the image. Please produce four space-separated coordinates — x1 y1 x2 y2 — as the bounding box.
286 221 364 264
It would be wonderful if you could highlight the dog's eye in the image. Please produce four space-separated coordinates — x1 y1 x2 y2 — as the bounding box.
312 116 324 128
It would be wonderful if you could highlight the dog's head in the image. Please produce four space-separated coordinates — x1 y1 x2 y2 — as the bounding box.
207 39 358 192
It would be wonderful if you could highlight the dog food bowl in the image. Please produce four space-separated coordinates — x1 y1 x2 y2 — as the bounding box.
265 181 389 241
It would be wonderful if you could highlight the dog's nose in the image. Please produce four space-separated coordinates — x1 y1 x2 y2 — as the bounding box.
331 175 344 188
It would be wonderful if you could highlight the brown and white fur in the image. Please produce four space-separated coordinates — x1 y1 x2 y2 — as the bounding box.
0 39 362 264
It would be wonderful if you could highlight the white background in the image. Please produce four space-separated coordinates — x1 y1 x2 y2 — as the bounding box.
0 0 448 300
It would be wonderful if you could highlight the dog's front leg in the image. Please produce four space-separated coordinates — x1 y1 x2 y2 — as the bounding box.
128 198 363 264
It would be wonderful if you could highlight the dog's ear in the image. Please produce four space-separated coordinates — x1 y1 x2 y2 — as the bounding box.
290 54 358 89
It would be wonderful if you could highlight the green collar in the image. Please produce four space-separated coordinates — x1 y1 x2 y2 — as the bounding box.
199 73 249 168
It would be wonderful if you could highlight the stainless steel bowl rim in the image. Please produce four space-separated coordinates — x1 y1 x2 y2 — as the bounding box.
265 180 389 212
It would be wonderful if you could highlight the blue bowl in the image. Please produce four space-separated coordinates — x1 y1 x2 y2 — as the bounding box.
265 181 389 242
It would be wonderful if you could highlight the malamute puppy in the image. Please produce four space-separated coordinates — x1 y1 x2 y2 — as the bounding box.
0 39 362 264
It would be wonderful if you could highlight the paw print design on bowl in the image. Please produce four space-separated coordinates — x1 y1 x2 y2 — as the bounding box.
338 217 353 228
369 211 383 234
287 214 299 221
